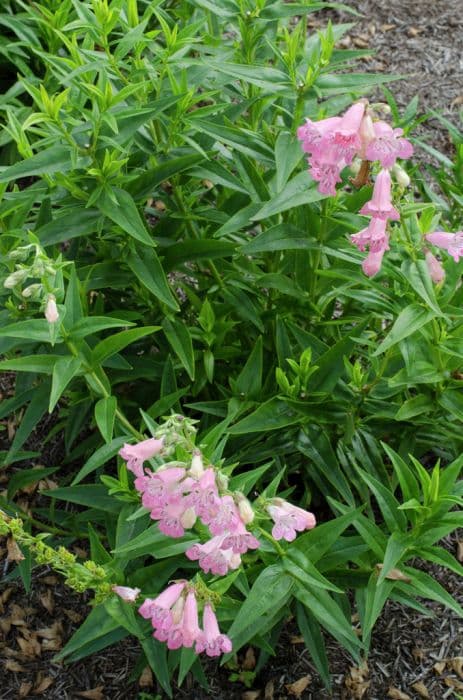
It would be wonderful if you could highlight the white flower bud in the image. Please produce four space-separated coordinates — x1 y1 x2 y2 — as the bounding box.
4 269 28 289
45 295 59 324
237 496 254 524
22 283 42 299
180 506 197 529
189 450 204 479
392 164 410 188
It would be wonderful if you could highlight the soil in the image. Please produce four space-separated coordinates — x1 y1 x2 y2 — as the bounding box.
1 1 463 698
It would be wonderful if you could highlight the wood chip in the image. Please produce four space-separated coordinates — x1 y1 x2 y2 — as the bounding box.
444 677 463 691
242 646 256 671
5 659 26 673
138 665 153 688
39 589 54 614
407 26 422 37
7 537 25 562
264 680 274 700
387 689 411 700
63 608 83 623
381 23 396 31
411 681 430 698
290 635 304 644
433 661 446 674
32 674 54 695
242 692 260 700
75 688 105 700
353 37 369 48
345 662 370 699
19 681 33 698
286 675 311 698
450 657 463 679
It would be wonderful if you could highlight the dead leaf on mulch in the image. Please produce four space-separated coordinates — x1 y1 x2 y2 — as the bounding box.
138 666 153 688
63 608 83 623
7 536 25 562
285 675 312 697
36 621 62 640
290 635 304 644
264 680 274 700
345 661 370 699
242 692 260 700
450 656 463 678
39 589 54 614
17 632 41 658
387 688 411 700
19 681 33 698
242 646 256 670
5 659 27 673
32 673 54 695
433 660 446 674
376 565 411 583
75 687 105 700
411 681 430 698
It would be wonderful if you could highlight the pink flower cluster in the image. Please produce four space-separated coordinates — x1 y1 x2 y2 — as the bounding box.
297 101 414 276
139 582 232 656
117 435 317 659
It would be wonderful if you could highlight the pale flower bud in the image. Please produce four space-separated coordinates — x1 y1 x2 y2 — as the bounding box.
189 450 204 479
425 250 445 284
392 164 410 188
215 472 229 492
45 295 59 324
4 269 28 289
236 493 254 524
22 283 42 299
180 506 197 529
112 585 141 602
349 158 362 176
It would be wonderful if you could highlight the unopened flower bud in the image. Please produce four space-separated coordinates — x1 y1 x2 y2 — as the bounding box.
112 585 141 602
215 472 229 492
45 295 59 323
180 506 197 529
392 164 410 188
22 283 42 299
425 249 445 284
236 494 254 524
189 450 204 479
4 269 28 289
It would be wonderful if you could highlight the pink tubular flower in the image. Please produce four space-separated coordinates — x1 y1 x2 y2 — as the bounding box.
425 249 445 284
112 585 141 603
221 520 260 554
297 116 342 154
426 231 463 262
358 113 376 158
206 495 241 535
328 101 365 162
267 499 316 542
309 146 344 196
153 595 186 649
351 217 389 253
138 581 186 629
365 121 414 168
359 169 400 221
180 590 201 648
196 603 232 657
119 437 164 478
152 497 193 538
186 535 241 576
186 468 219 522
362 247 387 277
137 467 187 509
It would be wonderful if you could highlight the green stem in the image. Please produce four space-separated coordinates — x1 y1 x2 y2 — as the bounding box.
256 526 286 556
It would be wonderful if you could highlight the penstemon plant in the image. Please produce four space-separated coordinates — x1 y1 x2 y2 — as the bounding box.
1 0 462 696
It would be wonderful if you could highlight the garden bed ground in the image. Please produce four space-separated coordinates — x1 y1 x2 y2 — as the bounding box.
1 0 463 697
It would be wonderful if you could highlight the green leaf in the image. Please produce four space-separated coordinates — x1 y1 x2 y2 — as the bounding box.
294 584 361 659
290 508 364 563
127 246 179 311
315 72 401 94
38 208 101 246
112 523 196 559
92 326 160 364
354 467 407 532
141 637 172 697
240 223 317 254
0 355 62 374
403 567 463 618
381 444 419 503
374 305 435 355
129 154 205 199
309 324 366 392
228 398 301 434
0 146 91 182
204 60 290 91
98 187 154 246
225 564 294 654
41 485 119 512
252 172 326 220
394 394 434 421
7 467 57 500
296 603 331 689
55 605 120 661
283 549 342 593
94 396 117 443
377 531 411 584
70 316 134 339
163 240 236 270
232 336 263 398
49 357 81 412
72 436 127 485
162 318 195 381
0 319 60 343
5 381 50 463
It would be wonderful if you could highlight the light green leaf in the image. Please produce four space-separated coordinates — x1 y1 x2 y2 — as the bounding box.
95 396 117 443
49 356 81 412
